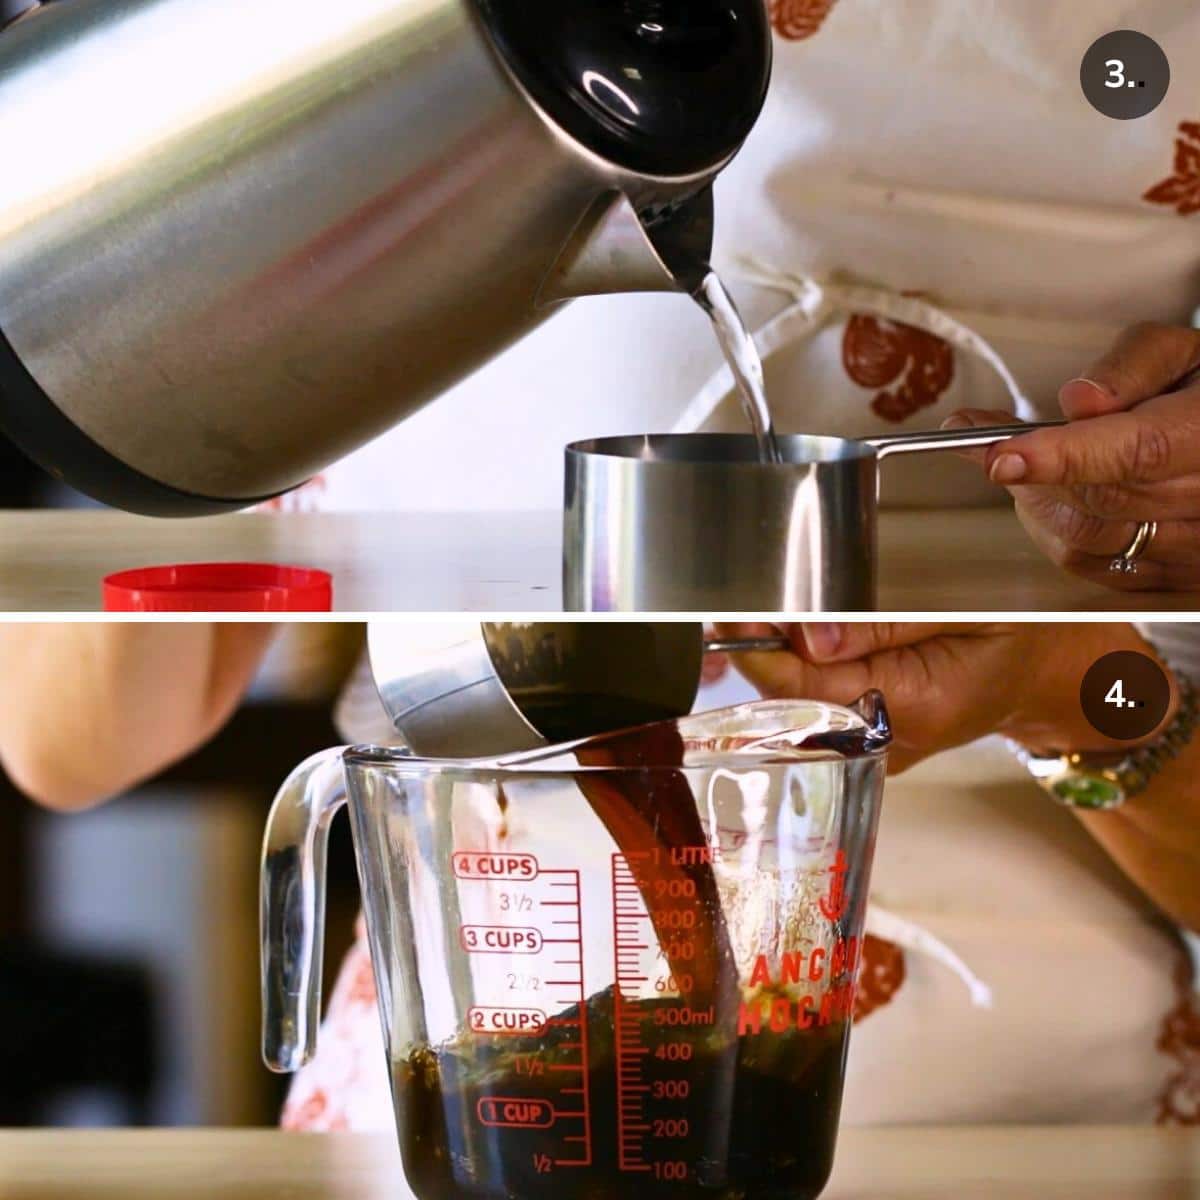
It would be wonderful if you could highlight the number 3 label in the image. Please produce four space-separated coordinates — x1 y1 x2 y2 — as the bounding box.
1081 33 1168 121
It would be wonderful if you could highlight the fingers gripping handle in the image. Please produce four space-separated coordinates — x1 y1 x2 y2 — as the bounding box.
261 747 349 1073
865 420 1065 460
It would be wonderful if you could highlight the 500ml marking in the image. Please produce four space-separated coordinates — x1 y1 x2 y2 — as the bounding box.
613 852 712 1181
455 851 592 1169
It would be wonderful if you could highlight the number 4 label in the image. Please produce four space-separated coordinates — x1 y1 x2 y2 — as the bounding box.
1105 679 1127 708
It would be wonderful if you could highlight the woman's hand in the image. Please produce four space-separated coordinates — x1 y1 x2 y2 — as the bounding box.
945 322 1200 590
714 621 1174 772
717 621 1200 930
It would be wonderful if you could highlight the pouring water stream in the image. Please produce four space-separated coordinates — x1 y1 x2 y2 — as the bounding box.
693 272 783 465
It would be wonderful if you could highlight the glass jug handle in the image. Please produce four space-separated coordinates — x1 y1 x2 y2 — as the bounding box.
260 746 349 1073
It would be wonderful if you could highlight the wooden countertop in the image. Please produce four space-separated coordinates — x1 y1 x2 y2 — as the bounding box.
1 507 1195 612
0 1127 1195 1198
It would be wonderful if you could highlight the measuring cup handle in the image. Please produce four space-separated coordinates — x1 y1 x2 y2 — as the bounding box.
864 419 1066 460
261 746 349 1073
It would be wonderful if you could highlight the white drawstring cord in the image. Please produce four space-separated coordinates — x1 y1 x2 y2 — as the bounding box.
674 256 1036 434
1183 929 1200 994
866 901 995 1010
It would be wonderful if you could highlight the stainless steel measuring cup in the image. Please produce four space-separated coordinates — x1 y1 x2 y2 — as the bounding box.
261 695 891 1200
563 422 1063 612
367 621 787 758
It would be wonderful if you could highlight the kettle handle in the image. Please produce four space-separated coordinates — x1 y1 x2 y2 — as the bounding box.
260 746 349 1073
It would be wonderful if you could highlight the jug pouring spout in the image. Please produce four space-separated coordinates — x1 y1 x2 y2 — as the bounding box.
537 187 714 305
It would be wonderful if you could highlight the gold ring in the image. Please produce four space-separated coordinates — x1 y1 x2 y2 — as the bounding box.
1109 521 1157 575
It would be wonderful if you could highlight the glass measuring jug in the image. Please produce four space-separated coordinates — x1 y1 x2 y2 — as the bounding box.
261 696 890 1200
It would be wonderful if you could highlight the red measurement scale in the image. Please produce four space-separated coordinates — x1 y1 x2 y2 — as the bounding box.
453 852 592 1169
613 851 709 1181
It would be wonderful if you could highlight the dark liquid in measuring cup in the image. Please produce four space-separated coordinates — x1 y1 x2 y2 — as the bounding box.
515 694 682 745
394 994 849 1200
391 715 864 1199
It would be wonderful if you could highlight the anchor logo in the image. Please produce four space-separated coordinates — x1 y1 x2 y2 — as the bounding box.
818 850 849 922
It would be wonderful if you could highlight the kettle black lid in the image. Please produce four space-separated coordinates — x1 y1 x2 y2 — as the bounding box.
476 0 772 177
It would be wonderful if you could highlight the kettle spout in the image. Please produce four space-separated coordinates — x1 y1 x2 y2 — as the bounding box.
538 188 714 306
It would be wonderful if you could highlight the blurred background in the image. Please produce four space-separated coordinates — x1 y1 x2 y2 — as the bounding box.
0 625 370 1127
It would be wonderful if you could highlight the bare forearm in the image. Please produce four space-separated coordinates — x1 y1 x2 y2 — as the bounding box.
1075 743 1200 933
1023 626 1200 932
0 623 276 809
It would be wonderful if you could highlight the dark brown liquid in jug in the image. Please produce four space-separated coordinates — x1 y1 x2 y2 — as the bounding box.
516 695 682 746
395 997 848 1200
391 718 858 1199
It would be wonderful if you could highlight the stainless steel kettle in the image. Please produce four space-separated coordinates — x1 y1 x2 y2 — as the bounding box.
0 0 771 514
